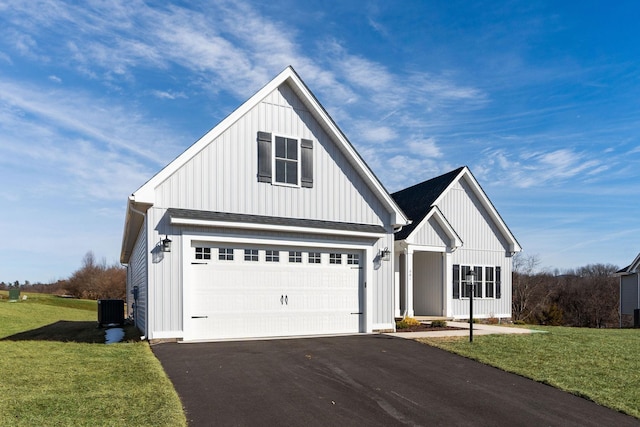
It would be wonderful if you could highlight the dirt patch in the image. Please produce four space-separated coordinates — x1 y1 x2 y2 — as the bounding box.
1 321 142 343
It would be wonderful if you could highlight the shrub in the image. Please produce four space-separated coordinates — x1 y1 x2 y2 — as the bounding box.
396 316 421 329
431 320 447 328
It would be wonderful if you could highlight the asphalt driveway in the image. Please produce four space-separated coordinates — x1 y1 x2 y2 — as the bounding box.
153 335 637 426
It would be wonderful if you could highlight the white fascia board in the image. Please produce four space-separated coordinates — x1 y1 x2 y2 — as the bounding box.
171 217 387 239
433 167 522 253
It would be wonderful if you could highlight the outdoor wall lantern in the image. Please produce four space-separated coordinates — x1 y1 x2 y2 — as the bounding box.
380 247 391 261
161 235 172 253
466 270 476 342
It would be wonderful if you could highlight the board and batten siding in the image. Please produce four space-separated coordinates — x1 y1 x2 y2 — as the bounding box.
128 216 148 334
411 216 450 248
436 177 513 318
621 274 639 314
153 83 389 227
144 207 397 337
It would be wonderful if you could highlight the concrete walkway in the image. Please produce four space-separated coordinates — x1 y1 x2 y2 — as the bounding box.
386 321 541 338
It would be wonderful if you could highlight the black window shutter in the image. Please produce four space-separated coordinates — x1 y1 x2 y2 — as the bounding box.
301 138 313 188
257 132 272 182
496 266 502 299
453 264 460 299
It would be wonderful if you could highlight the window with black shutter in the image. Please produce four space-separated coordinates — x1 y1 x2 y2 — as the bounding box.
257 132 313 187
453 264 460 299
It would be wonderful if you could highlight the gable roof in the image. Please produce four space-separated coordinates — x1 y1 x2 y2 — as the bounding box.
392 166 522 253
616 252 640 275
392 167 464 240
121 66 409 263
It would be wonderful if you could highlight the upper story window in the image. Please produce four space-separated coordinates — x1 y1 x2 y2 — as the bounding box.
257 131 313 188
275 136 298 185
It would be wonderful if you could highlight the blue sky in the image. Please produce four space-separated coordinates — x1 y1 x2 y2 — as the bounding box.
1 1 639 283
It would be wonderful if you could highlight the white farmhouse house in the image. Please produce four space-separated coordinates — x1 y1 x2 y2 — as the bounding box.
120 66 410 341
121 67 522 341
392 167 522 320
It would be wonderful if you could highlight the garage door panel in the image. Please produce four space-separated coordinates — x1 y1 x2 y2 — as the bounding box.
186 244 363 341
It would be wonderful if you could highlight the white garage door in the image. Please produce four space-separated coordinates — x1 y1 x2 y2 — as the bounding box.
184 242 363 341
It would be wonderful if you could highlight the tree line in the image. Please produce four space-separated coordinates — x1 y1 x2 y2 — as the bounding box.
1 251 126 300
512 253 621 328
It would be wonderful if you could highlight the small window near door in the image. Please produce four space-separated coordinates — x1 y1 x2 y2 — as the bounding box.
308 252 321 264
266 250 280 262
244 249 258 262
347 254 359 265
195 247 211 260
219 248 234 261
329 253 342 264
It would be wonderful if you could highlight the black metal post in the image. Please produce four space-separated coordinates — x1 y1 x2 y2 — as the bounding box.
469 282 473 342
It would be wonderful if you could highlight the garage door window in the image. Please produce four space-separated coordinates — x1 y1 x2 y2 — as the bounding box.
266 250 280 262
347 254 359 265
330 253 342 264
219 248 234 261
289 251 302 263
309 252 321 264
244 249 258 262
195 247 211 260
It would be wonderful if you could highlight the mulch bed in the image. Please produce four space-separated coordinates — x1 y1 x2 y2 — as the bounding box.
396 323 466 332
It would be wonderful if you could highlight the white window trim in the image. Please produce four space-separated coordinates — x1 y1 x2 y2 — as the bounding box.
272 134 301 188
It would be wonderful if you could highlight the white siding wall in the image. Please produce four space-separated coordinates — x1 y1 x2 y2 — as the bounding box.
621 274 639 314
154 83 389 226
411 217 449 248
438 177 513 318
128 217 148 334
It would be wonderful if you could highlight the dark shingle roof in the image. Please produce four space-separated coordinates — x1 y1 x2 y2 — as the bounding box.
391 167 465 240
167 208 387 234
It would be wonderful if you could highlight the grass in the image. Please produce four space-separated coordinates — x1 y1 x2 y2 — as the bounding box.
418 326 640 419
0 292 186 426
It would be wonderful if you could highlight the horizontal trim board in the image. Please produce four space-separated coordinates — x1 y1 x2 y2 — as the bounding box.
170 209 387 238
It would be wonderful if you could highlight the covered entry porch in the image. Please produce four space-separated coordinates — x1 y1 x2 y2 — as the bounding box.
394 243 454 318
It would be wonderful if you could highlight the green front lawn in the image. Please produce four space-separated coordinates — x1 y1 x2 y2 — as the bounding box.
0 293 186 426
418 326 640 419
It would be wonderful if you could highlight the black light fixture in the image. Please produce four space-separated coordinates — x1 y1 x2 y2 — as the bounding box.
466 269 476 342
380 247 391 261
161 235 172 252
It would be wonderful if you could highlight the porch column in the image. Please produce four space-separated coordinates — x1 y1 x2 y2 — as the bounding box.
405 247 414 317
443 251 453 318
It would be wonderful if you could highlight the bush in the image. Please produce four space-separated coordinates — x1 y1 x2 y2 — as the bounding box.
396 316 421 329
431 320 447 328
